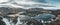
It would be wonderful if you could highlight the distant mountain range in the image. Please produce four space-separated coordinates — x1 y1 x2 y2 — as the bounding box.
0 7 26 16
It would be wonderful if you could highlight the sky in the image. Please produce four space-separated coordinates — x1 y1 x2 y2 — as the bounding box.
0 0 60 9
45 0 60 9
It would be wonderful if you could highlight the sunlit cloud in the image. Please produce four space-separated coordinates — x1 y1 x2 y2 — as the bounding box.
0 0 9 3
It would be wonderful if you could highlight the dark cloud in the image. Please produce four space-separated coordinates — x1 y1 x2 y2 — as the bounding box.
32 0 46 3
52 0 60 1
37 0 46 3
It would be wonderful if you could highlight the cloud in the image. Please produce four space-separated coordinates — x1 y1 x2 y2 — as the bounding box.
0 0 9 3
0 0 56 9
13 0 55 9
45 0 60 9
